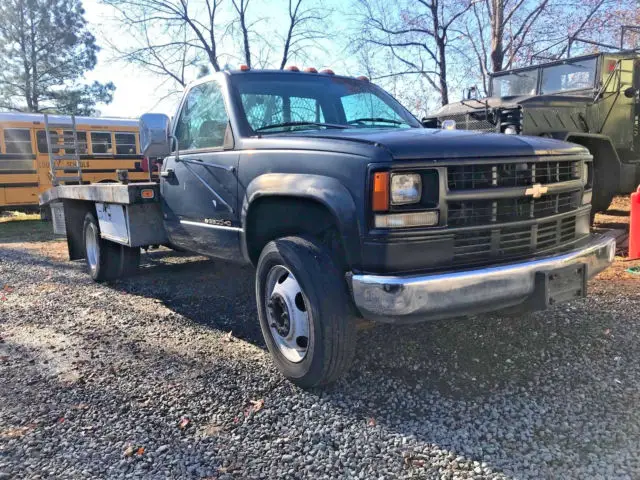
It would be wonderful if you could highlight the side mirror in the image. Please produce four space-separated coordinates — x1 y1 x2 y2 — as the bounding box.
140 113 172 158
624 86 638 99
463 85 479 100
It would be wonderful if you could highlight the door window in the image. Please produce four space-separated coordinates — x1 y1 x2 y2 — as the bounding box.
91 132 113 154
174 81 229 151
3 129 33 154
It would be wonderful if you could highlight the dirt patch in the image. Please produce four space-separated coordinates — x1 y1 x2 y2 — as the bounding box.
0 240 69 262
594 195 631 231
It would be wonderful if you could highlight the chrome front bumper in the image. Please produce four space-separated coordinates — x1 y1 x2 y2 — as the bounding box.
350 233 616 323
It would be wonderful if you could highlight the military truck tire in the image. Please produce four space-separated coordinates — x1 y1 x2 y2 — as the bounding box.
256 235 356 388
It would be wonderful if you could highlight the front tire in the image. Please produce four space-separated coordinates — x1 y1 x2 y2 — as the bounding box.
256 236 356 388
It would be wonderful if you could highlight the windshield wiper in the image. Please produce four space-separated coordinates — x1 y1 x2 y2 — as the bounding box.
255 121 347 132
347 117 405 125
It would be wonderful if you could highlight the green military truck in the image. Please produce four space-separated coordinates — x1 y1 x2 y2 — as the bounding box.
426 51 640 217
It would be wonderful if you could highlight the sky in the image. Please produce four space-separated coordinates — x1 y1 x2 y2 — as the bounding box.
81 0 355 119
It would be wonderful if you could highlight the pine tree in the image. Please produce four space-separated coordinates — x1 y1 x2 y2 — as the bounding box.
0 0 114 114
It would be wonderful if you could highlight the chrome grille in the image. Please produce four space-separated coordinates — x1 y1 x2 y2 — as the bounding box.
453 216 577 264
448 160 581 190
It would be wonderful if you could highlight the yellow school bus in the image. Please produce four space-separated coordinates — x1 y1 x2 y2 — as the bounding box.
0 112 149 210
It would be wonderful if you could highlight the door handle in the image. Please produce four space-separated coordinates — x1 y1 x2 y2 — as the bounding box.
160 168 175 178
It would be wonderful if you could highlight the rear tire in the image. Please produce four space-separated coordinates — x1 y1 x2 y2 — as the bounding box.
83 212 140 282
83 212 113 282
256 236 356 388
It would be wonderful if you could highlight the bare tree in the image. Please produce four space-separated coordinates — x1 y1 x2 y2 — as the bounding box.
103 0 329 88
462 0 549 93
353 0 473 106
462 0 639 94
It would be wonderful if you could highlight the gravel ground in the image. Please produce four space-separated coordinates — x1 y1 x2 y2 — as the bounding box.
1 213 640 479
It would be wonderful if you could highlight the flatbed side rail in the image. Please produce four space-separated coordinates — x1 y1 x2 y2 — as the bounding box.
39 183 160 207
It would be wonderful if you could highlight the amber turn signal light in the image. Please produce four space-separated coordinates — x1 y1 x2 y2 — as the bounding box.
372 172 389 212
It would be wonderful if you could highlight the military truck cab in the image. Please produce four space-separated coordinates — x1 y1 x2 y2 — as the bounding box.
427 52 640 214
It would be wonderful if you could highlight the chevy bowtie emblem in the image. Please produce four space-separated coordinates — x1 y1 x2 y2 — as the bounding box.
525 183 548 199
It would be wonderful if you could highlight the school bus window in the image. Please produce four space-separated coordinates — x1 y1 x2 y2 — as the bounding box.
91 132 112 154
115 132 137 154
37 130 60 154
64 131 88 154
4 129 33 154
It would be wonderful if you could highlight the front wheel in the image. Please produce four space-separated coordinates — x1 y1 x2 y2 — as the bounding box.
256 236 356 388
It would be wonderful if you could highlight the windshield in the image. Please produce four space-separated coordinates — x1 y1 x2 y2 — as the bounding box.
491 70 538 97
540 57 597 94
232 73 421 133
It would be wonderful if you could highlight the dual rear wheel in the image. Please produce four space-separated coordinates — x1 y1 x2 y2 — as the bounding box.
82 212 140 282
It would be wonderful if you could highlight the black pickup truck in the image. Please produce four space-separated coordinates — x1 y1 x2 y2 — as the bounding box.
41 68 616 387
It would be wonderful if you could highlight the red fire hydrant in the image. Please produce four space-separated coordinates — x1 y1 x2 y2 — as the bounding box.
630 186 640 260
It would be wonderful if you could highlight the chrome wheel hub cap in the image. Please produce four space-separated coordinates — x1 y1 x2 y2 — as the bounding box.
265 265 310 363
85 223 99 274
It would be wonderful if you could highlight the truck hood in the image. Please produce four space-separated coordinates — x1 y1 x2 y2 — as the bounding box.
433 94 593 117
288 128 587 160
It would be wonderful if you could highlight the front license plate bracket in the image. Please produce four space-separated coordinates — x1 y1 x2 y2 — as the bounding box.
530 264 587 309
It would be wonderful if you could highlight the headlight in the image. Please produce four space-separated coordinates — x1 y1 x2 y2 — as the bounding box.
441 119 456 130
503 125 518 135
391 173 422 205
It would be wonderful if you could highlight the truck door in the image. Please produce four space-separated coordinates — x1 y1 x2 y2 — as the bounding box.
161 79 241 258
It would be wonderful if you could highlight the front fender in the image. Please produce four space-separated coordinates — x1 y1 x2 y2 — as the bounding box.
241 173 362 266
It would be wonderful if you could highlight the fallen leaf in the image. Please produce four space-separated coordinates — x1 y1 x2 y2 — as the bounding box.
57 417 65 423
3 285 14 293
410 459 425 467
1 425 35 439
72 403 90 410
178 417 191 430
367 417 376 427
249 398 264 412
604 329 611 336
202 423 223 436
223 331 234 343
136 447 145 456
124 445 136 457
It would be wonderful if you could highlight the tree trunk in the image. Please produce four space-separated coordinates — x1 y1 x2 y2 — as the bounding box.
438 41 448 106
490 0 505 72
